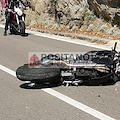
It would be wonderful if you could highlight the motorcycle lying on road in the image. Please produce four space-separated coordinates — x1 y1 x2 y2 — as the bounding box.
8 4 27 36
16 42 120 87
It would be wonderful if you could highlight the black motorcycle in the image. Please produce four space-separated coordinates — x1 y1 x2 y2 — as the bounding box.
16 42 120 86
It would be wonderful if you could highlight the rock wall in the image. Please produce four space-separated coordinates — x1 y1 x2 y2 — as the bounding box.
0 0 3 20
26 0 92 30
26 0 120 27
0 0 120 36
88 0 120 25
0 1 1 7
96 0 120 8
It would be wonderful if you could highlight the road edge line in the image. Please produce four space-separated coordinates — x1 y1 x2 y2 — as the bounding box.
0 24 111 50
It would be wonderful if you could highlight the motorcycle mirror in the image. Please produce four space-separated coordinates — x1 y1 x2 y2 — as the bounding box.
113 42 117 51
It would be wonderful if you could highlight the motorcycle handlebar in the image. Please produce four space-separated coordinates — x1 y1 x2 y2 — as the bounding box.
11 11 16 14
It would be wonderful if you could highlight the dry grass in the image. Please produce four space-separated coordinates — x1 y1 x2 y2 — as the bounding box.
34 24 120 40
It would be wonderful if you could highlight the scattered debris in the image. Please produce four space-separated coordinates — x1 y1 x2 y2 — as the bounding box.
98 95 101 97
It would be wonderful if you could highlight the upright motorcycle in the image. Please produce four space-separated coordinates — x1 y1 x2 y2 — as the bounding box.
9 3 26 36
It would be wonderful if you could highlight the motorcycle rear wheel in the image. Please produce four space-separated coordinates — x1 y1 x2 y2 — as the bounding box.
16 64 61 84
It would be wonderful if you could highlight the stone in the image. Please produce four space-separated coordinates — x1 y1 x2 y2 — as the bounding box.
88 0 120 25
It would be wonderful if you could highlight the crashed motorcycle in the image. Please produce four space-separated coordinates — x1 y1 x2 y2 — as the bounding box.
16 42 120 86
9 3 27 36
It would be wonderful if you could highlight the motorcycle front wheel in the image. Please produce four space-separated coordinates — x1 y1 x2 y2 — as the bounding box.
20 21 25 36
16 64 61 84
10 24 16 34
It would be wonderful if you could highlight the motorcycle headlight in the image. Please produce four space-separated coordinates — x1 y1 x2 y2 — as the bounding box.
17 9 23 16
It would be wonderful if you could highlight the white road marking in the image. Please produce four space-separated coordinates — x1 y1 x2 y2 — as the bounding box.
0 64 16 77
0 64 116 120
43 88 116 120
27 31 111 51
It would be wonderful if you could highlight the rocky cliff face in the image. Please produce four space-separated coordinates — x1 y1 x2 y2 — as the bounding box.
25 0 120 31
96 0 120 8
0 0 2 15
0 0 4 23
88 0 120 25
0 0 120 38
26 0 95 30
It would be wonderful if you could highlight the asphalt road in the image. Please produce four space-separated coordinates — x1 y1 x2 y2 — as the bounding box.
0 27 120 120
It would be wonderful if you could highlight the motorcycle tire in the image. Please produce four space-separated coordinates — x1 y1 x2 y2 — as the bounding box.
16 64 61 84
20 21 25 36
10 25 15 34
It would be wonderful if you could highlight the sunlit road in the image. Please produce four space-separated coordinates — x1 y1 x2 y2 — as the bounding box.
0 27 120 120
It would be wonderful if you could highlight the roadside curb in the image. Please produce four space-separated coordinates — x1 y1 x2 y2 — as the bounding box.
0 23 116 45
30 28 109 45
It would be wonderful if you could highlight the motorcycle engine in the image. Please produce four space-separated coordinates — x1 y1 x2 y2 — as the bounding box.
76 68 97 78
115 62 120 76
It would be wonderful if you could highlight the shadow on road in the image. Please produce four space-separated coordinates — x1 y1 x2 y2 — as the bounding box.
8 32 31 37
19 81 117 89
20 82 62 89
